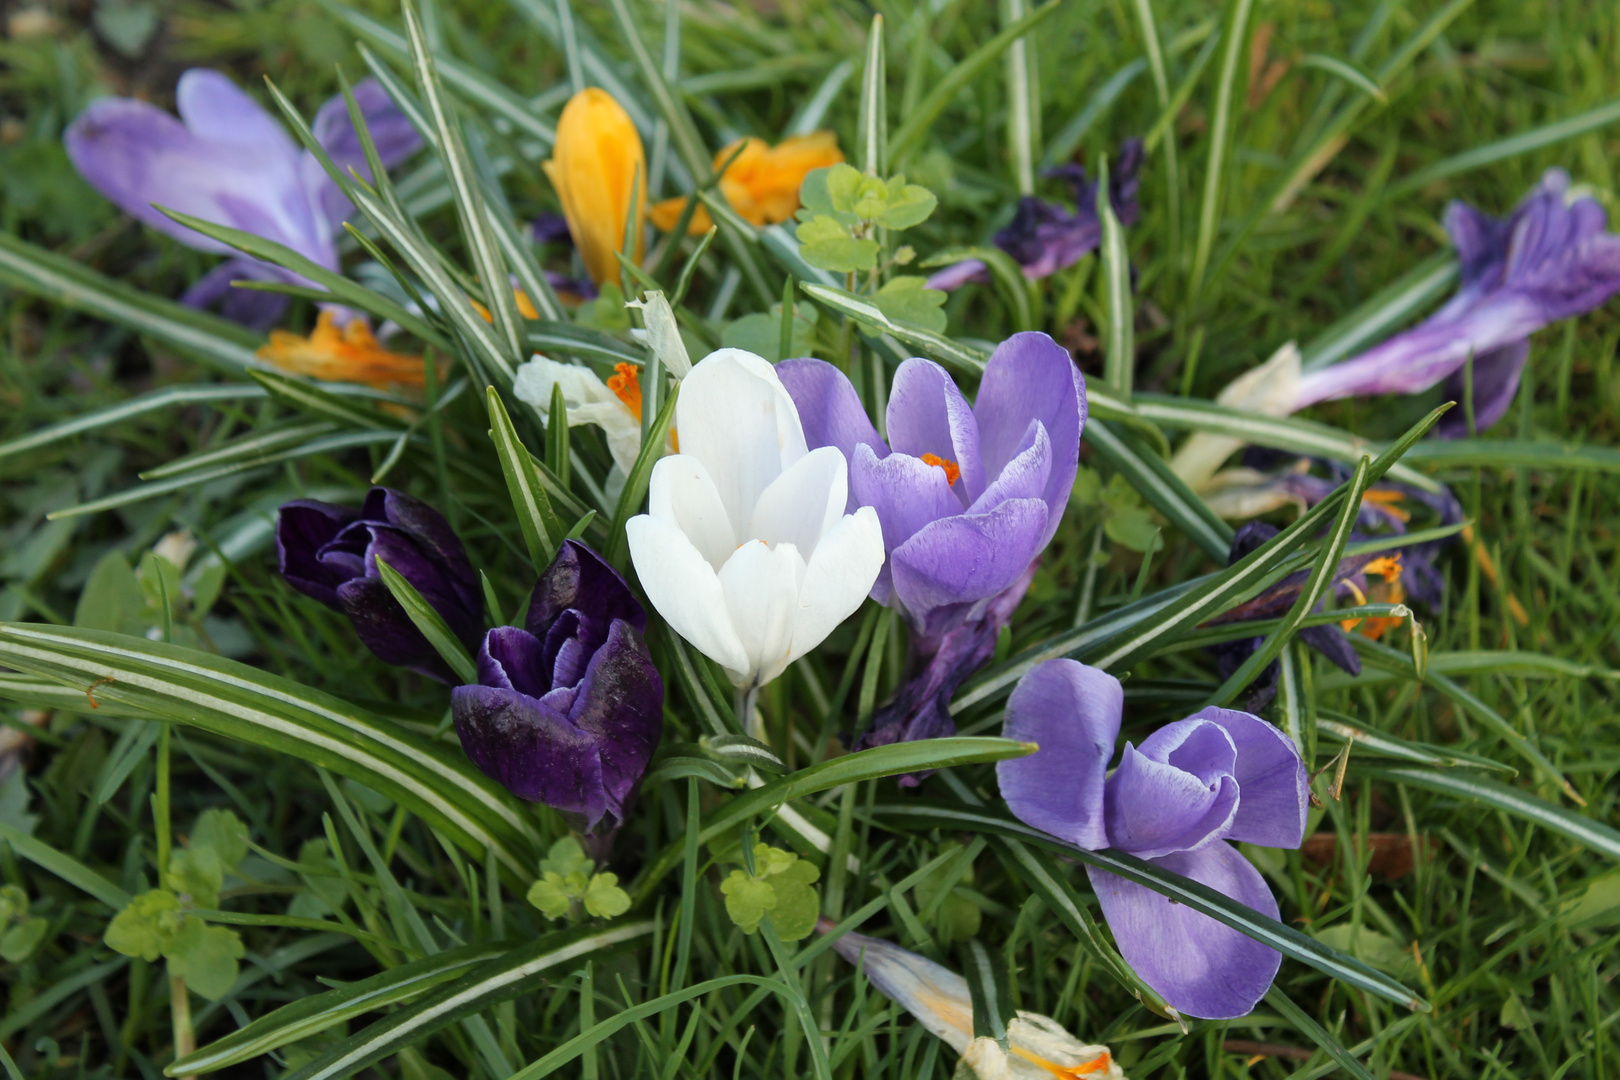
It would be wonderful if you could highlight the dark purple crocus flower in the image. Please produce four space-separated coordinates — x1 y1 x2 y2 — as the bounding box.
451 541 663 831
65 70 420 329
998 660 1309 1018
778 331 1085 643
1295 169 1620 436
926 140 1143 291
277 488 481 682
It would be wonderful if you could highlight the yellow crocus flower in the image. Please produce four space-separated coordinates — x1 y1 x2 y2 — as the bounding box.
650 131 843 234
543 88 647 286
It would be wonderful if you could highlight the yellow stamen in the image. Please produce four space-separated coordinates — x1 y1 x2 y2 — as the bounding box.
1342 556 1406 637
1364 554 1403 584
1462 524 1530 627
650 132 845 234
258 311 426 391
608 362 643 419
920 453 961 486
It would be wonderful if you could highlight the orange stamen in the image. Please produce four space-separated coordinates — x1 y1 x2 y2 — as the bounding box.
1014 1048 1113 1078
1361 488 1410 522
1364 554 1403 584
608 362 643 419
920 453 961 486
258 311 427 391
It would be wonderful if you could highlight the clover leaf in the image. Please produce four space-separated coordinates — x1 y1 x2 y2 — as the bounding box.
163 918 245 1001
872 275 947 333
105 889 182 962
527 872 574 919
718 844 821 939
876 178 937 230
720 870 777 934
796 215 881 274
583 872 631 919
541 836 593 879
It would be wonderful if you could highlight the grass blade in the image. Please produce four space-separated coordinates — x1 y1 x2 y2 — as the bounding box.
373 557 478 683
1186 0 1255 297
486 386 564 569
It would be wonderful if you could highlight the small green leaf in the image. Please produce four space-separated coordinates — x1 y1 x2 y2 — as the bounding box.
0 917 47 963
823 163 868 216
582 873 630 919
876 181 938 230
796 215 880 274
872 276 947 333
765 858 821 941
540 836 592 878
527 873 574 920
0 885 26 923
189 808 249 872
166 847 225 911
73 550 146 635
719 870 776 934
105 889 181 962
164 918 245 1000
753 843 797 878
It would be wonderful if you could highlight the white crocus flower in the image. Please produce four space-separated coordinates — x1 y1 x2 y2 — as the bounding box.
1169 341 1301 494
626 349 884 689
514 355 645 476
627 290 692 377
828 927 1124 1080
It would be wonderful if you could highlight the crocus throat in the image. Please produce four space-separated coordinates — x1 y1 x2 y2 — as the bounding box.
919 453 961 486
1015 1048 1113 1078
608 362 643 419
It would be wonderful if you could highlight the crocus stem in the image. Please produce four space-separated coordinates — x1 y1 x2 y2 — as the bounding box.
170 974 196 1080
736 685 761 742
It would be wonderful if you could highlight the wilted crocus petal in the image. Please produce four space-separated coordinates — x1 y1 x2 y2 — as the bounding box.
997 659 1120 850
544 88 647 286
780 331 1083 638
826 926 1122 1079
276 488 481 681
651 131 843 233
1086 843 1282 1019
1171 342 1300 492
514 355 645 475
453 541 661 830
1296 169 1620 427
627 349 884 688
929 140 1144 291
259 310 427 390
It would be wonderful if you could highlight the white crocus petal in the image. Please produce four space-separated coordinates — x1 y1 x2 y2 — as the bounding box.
628 349 882 688
787 505 883 669
648 455 737 570
1170 341 1301 492
624 514 750 675
675 349 808 530
830 930 1122 1080
1199 465 1308 521
627 290 692 377
719 539 805 685
514 355 643 475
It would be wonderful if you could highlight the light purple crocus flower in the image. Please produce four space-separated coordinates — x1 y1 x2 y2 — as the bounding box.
778 331 1085 643
65 70 420 329
998 659 1310 1019
926 140 1143 291
1295 168 1620 436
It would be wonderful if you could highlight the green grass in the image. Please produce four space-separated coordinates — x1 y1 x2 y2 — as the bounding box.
2 0 1620 1077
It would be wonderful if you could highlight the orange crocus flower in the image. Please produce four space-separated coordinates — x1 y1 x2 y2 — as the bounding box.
258 311 426 391
543 88 647 287
650 132 843 234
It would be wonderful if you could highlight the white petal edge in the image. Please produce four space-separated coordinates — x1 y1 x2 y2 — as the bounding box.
626 514 749 677
786 505 885 669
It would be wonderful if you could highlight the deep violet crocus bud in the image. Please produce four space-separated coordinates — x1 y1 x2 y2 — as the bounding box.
276 487 482 682
925 140 1143 291
997 659 1310 1019
451 541 663 832
1295 168 1620 435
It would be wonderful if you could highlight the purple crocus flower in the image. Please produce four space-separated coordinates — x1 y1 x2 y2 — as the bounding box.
998 660 1309 1019
926 140 1143 291
778 331 1085 642
1295 169 1620 436
65 70 420 329
277 488 481 682
452 541 663 831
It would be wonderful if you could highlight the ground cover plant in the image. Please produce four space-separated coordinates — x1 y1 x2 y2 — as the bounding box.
2 0 1620 1077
